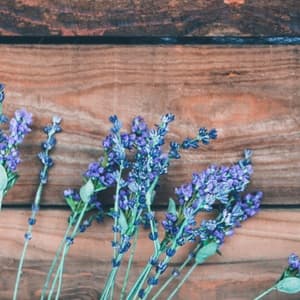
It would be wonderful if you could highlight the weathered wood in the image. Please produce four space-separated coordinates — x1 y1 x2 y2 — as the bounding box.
1 259 300 300
0 45 299 206
0 209 300 299
0 0 299 36
1 209 300 263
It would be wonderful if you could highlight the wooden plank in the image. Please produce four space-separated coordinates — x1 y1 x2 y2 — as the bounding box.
1 209 300 299
1 259 299 300
0 45 299 206
1 209 300 263
0 1 299 37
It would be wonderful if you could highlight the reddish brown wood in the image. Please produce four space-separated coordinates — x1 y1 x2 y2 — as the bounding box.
0 45 299 206
0 209 299 264
0 0 299 36
0 209 300 299
1 260 300 299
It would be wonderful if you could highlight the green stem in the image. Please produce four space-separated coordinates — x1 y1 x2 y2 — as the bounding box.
253 286 276 300
120 229 140 300
47 250 65 300
113 166 123 259
147 205 159 255
12 239 30 300
13 181 44 300
40 218 75 300
47 202 89 300
141 220 187 299
166 262 198 300
152 247 198 300
54 244 68 300
100 264 122 300
126 259 157 300
142 256 172 299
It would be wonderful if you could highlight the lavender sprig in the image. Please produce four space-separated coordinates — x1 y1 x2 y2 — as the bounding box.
13 116 62 300
42 116 125 300
134 151 256 299
0 85 32 209
100 114 217 300
156 191 263 300
255 253 300 299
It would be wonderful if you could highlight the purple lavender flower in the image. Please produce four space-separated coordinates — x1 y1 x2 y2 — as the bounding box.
38 116 62 184
162 151 256 242
0 108 32 175
181 127 217 150
64 189 81 202
168 141 180 159
5 148 20 172
198 191 263 245
131 116 148 137
175 151 253 208
288 253 300 270
8 109 32 146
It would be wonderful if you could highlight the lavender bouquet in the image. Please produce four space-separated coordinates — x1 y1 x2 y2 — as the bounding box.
38 112 263 300
0 84 32 210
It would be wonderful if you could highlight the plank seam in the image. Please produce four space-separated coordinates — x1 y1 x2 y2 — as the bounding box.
0 36 300 45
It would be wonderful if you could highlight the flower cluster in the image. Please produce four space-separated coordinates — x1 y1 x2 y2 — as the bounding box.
162 150 254 242
288 253 300 273
0 85 32 209
134 150 262 300
198 191 263 245
0 108 32 172
38 116 62 184
13 115 62 300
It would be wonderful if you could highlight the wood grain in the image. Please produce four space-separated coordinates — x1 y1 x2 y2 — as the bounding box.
0 0 299 36
1 259 300 300
0 45 299 206
1 210 300 264
0 209 300 299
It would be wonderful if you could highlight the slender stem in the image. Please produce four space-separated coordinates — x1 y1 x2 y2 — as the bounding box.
12 239 30 300
40 218 75 300
113 166 123 259
253 286 276 300
13 182 44 300
147 205 159 255
142 256 172 299
120 229 140 300
141 221 187 299
47 202 89 300
126 260 157 300
100 264 122 300
54 244 68 300
152 248 197 300
166 262 198 300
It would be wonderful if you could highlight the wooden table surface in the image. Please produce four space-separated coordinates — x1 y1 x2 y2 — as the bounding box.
0 2 300 299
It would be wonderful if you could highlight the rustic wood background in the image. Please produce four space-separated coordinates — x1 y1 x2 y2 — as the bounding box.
0 0 299 36
0 1 300 300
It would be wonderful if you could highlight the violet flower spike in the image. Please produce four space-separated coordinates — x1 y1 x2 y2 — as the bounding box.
13 116 62 300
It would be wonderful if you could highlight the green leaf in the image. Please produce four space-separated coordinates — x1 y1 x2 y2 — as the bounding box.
0 164 8 191
80 179 94 203
65 197 77 213
119 210 128 234
7 173 18 190
276 277 300 294
167 198 177 215
195 240 218 264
